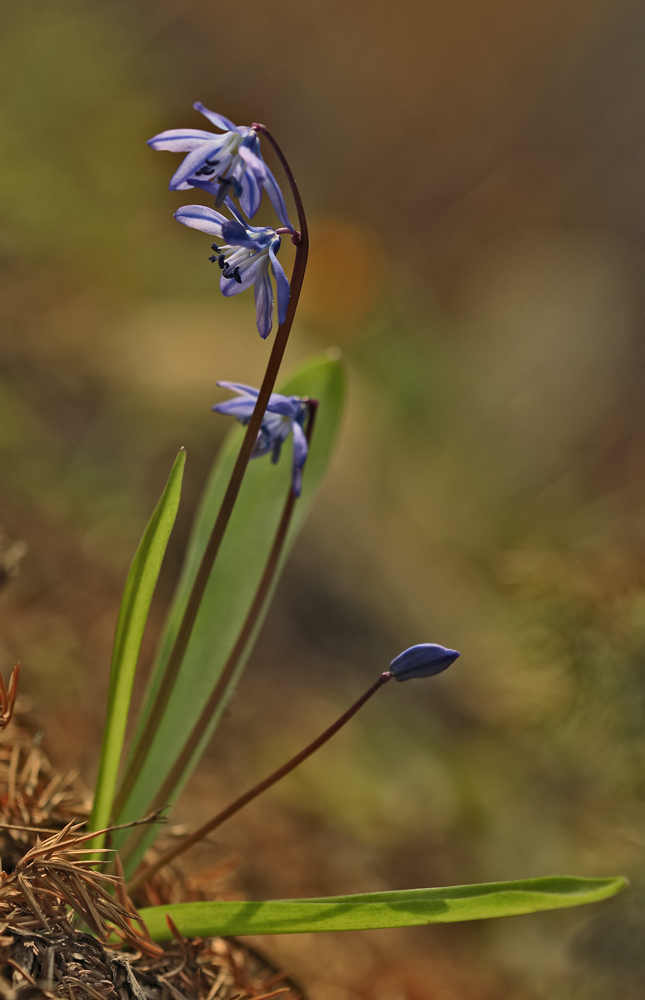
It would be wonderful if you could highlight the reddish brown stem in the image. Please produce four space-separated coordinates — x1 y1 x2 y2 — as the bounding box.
112 126 309 819
127 671 392 893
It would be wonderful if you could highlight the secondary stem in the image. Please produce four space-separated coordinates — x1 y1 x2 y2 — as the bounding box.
127 671 392 893
112 126 309 819
118 401 318 869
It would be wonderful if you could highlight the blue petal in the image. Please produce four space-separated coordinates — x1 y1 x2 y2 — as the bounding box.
187 178 242 219
389 644 460 682
212 399 255 419
221 197 248 227
194 102 238 133
271 437 284 464
253 258 274 339
216 381 260 397
147 128 220 151
225 200 249 226
169 142 224 190
220 255 264 297
221 219 264 251
263 164 293 231
238 169 262 219
245 220 275 235
174 204 228 237
262 413 288 443
269 242 290 325
266 400 295 418
291 464 303 497
182 177 219 196
237 144 267 181
291 420 309 469
266 393 300 418
252 431 274 458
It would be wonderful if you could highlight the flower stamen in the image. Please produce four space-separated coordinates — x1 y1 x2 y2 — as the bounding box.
174 205 290 337
215 176 234 206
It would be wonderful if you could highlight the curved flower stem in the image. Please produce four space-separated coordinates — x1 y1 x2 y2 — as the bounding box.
118 401 318 869
253 124 306 245
112 126 309 819
127 671 392 893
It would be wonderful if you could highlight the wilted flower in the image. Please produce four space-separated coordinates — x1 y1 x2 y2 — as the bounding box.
213 382 309 496
147 103 292 229
174 204 289 339
389 643 460 682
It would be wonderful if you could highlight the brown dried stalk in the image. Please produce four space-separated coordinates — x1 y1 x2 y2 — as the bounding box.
0 729 92 874
0 822 135 940
0 827 301 1000
0 667 20 733
0 694 302 1000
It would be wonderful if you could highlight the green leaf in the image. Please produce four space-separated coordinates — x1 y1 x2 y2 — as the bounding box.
114 352 345 869
139 876 627 939
89 448 186 845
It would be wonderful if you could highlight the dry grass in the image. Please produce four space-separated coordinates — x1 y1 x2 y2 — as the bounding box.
0 723 301 1000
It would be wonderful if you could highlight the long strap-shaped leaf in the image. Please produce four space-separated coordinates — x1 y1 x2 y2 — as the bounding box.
113 354 344 872
89 449 186 845
139 876 626 939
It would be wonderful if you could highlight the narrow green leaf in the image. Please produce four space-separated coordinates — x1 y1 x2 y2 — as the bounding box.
89 448 186 844
139 876 627 939
114 353 345 869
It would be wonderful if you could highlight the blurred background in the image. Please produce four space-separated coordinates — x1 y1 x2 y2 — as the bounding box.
2 0 645 996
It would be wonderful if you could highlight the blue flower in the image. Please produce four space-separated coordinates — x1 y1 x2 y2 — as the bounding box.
213 382 309 496
174 204 290 339
389 643 460 682
148 103 292 230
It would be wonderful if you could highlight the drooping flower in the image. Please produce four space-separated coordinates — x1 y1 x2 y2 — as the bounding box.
174 204 289 339
389 643 460 682
147 103 293 230
213 382 309 496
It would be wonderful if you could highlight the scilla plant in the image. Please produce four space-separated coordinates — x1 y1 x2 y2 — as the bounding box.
78 105 625 946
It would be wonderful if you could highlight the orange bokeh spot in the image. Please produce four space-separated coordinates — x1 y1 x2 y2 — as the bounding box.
298 218 382 334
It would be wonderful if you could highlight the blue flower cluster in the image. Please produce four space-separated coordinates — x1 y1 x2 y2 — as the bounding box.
213 382 309 497
150 103 306 492
149 103 293 340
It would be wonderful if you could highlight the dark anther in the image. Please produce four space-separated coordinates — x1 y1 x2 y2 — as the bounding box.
233 267 242 284
209 255 217 263
217 254 227 269
215 177 233 207
205 157 220 166
211 243 221 252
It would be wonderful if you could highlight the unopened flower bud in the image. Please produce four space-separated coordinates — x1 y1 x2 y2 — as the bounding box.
389 643 459 682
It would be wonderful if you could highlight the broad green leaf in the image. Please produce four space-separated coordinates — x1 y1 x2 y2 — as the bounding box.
89 449 186 845
139 876 627 939
114 352 345 870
